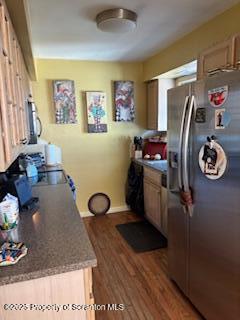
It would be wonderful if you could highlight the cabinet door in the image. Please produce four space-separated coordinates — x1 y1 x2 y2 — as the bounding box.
161 186 168 237
0 53 12 169
0 3 8 56
233 33 240 69
144 179 161 230
0 121 5 170
1 8 19 154
7 19 19 148
197 38 234 79
83 268 95 320
16 50 26 142
147 79 158 130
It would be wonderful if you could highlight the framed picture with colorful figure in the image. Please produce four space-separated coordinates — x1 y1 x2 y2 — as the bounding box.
114 81 135 122
53 80 77 124
86 91 108 133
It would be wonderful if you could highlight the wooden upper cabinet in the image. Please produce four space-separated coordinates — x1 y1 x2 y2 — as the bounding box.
233 34 240 69
0 0 31 171
0 3 8 56
0 52 12 169
147 79 158 130
0 122 5 170
197 37 235 79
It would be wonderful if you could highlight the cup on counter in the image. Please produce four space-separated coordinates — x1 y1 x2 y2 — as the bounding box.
0 225 20 243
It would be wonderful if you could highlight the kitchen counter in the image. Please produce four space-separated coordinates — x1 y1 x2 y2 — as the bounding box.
0 183 97 286
134 158 167 174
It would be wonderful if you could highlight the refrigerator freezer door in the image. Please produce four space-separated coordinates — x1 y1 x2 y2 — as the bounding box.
189 72 240 320
167 84 191 295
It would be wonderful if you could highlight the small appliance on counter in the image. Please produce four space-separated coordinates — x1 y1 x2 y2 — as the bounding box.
24 138 48 162
24 139 62 167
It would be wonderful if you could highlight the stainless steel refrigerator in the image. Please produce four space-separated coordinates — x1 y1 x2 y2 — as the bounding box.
167 71 240 320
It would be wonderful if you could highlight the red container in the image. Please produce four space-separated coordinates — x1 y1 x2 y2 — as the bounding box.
143 142 167 160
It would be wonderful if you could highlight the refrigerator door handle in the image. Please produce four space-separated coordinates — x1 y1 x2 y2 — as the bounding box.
178 96 190 191
182 95 195 217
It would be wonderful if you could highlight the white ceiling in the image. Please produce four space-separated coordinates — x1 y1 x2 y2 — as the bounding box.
27 0 239 61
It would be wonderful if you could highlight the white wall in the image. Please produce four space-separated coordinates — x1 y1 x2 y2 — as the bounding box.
158 79 175 131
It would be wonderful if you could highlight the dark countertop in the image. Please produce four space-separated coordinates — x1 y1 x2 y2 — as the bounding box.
0 183 97 286
134 159 167 174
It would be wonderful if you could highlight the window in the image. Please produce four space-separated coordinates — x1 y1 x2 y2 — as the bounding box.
175 74 197 86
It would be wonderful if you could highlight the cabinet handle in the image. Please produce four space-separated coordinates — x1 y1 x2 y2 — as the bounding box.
207 68 222 76
20 138 27 145
208 65 235 76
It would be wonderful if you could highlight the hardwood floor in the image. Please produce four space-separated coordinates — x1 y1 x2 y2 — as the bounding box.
84 212 202 320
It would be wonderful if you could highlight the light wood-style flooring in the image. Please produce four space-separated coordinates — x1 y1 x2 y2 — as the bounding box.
84 212 202 320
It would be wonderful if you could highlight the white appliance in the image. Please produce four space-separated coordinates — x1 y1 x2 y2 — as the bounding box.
25 139 62 166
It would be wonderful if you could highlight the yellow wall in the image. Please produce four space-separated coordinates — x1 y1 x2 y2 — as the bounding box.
143 2 240 80
32 3 240 215
32 59 146 214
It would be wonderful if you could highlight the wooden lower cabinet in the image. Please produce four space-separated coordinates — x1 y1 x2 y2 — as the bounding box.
0 268 95 320
144 167 168 237
144 179 161 229
144 167 162 230
160 185 168 237
84 267 95 320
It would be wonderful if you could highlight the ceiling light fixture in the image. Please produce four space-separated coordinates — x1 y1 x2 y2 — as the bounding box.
96 8 137 33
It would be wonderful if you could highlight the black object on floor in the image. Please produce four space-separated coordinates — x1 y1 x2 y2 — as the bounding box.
116 220 167 253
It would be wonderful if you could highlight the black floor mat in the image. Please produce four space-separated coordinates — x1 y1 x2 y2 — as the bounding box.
116 220 167 253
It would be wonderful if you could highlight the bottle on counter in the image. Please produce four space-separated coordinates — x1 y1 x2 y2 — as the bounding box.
26 161 38 178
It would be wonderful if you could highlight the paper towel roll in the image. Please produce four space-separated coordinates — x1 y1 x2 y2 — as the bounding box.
55 146 62 164
45 144 57 166
45 144 62 166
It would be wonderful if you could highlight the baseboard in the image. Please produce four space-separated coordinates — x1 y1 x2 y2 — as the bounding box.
80 205 130 217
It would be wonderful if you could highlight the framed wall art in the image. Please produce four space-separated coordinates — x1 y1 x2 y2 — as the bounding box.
53 80 77 124
114 81 135 122
86 91 108 133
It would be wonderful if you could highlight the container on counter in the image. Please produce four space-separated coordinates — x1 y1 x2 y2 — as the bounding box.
0 194 19 231
131 136 143 159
